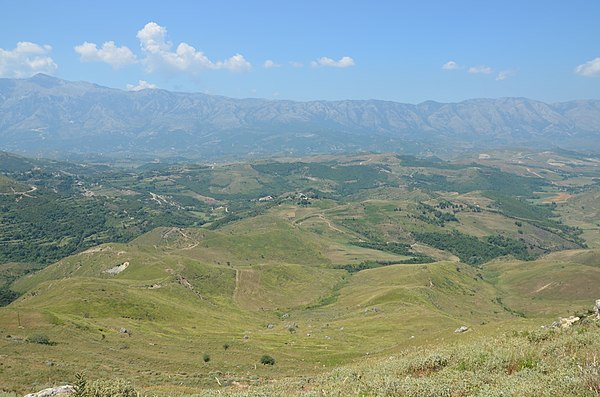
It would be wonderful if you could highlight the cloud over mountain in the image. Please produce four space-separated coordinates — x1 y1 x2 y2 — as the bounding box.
126 80 157 91
575 57 600 77
137 22 251 74
0 42 57 78
74 41 137 68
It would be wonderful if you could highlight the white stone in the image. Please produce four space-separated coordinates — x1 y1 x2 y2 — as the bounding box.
24 385 74 397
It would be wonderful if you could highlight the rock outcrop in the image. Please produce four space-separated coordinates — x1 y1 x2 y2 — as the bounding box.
553 316 580 329
24 385 73 397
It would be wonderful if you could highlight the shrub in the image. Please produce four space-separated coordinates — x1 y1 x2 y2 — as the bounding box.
260 355 275 365
203 353 211 363
72 373 137 397
72 373 86 397
86 378 137 397
26 334 53 345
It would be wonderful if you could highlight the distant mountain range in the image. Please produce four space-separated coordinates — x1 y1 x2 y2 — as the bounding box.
1 74 599 160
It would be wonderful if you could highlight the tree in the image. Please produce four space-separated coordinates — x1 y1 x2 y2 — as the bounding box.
260 355 275 365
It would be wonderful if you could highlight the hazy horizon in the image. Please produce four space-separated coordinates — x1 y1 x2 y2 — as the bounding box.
2 1 600 104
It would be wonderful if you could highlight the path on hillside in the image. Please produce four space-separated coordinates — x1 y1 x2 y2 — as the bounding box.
233 268 261 309
294 213 346 234
162 227 201 250
0 185 37 197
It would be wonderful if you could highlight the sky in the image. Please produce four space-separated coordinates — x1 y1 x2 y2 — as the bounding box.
1 0 600 103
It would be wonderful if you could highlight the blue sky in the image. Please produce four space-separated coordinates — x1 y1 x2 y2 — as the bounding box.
1 0 599 103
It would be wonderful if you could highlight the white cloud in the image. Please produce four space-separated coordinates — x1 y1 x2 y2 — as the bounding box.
137 22 251 73
215 53 252 72
74 41 137 69
575 57 600 77
289 61 304 68
126 80 157 91
263 59 281 68
496 70 516 81
0 41 57 78
468 65 493 75
311 56 355 68
442 61 460 70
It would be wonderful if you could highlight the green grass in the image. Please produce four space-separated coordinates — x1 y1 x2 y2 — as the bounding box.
483 249 600 317
2 149 600 395
199 319 600 396
2 225 599 395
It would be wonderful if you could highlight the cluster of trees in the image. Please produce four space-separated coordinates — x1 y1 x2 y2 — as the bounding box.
342 241 434 271
409 166 548 197
0 287 18 306
416 203 459 226
413 231 534 265
253 161 389 196
0 185 204 266
335 256 432 273
351 241 413 255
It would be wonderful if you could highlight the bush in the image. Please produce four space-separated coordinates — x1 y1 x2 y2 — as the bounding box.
86 379 136 397
0 287 19 306
72 373 86 397
26 334 53 345
72 373 137 397
203 353 211 363
260 355 275 365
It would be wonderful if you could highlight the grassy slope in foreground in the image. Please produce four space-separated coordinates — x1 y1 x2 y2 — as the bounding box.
199 318 600 397
1 211 599 394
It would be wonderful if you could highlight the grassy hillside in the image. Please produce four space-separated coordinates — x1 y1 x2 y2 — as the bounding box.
484 249 600 316
1 149 600 395
2 217 598 394
203 318 600 397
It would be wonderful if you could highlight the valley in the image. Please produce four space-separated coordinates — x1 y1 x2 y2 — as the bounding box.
1 149 599 396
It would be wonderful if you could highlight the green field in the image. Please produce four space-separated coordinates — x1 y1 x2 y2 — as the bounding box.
1 150 599 395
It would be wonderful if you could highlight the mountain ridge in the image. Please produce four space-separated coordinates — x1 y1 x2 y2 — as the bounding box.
1 74 600 159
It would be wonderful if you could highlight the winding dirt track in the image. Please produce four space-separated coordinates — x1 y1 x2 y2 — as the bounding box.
0 185 37 196
293 213 346 234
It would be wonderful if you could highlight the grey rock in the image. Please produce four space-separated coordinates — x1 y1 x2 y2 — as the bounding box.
454 326 469 333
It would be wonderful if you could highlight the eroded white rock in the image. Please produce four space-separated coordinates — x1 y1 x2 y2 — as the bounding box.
24 385 74 397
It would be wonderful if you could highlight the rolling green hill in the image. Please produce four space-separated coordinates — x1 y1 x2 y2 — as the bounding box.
2 214 599 395
1 149 600 395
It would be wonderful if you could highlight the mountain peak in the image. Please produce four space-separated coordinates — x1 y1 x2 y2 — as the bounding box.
27 73 64 88
0 75 599 160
